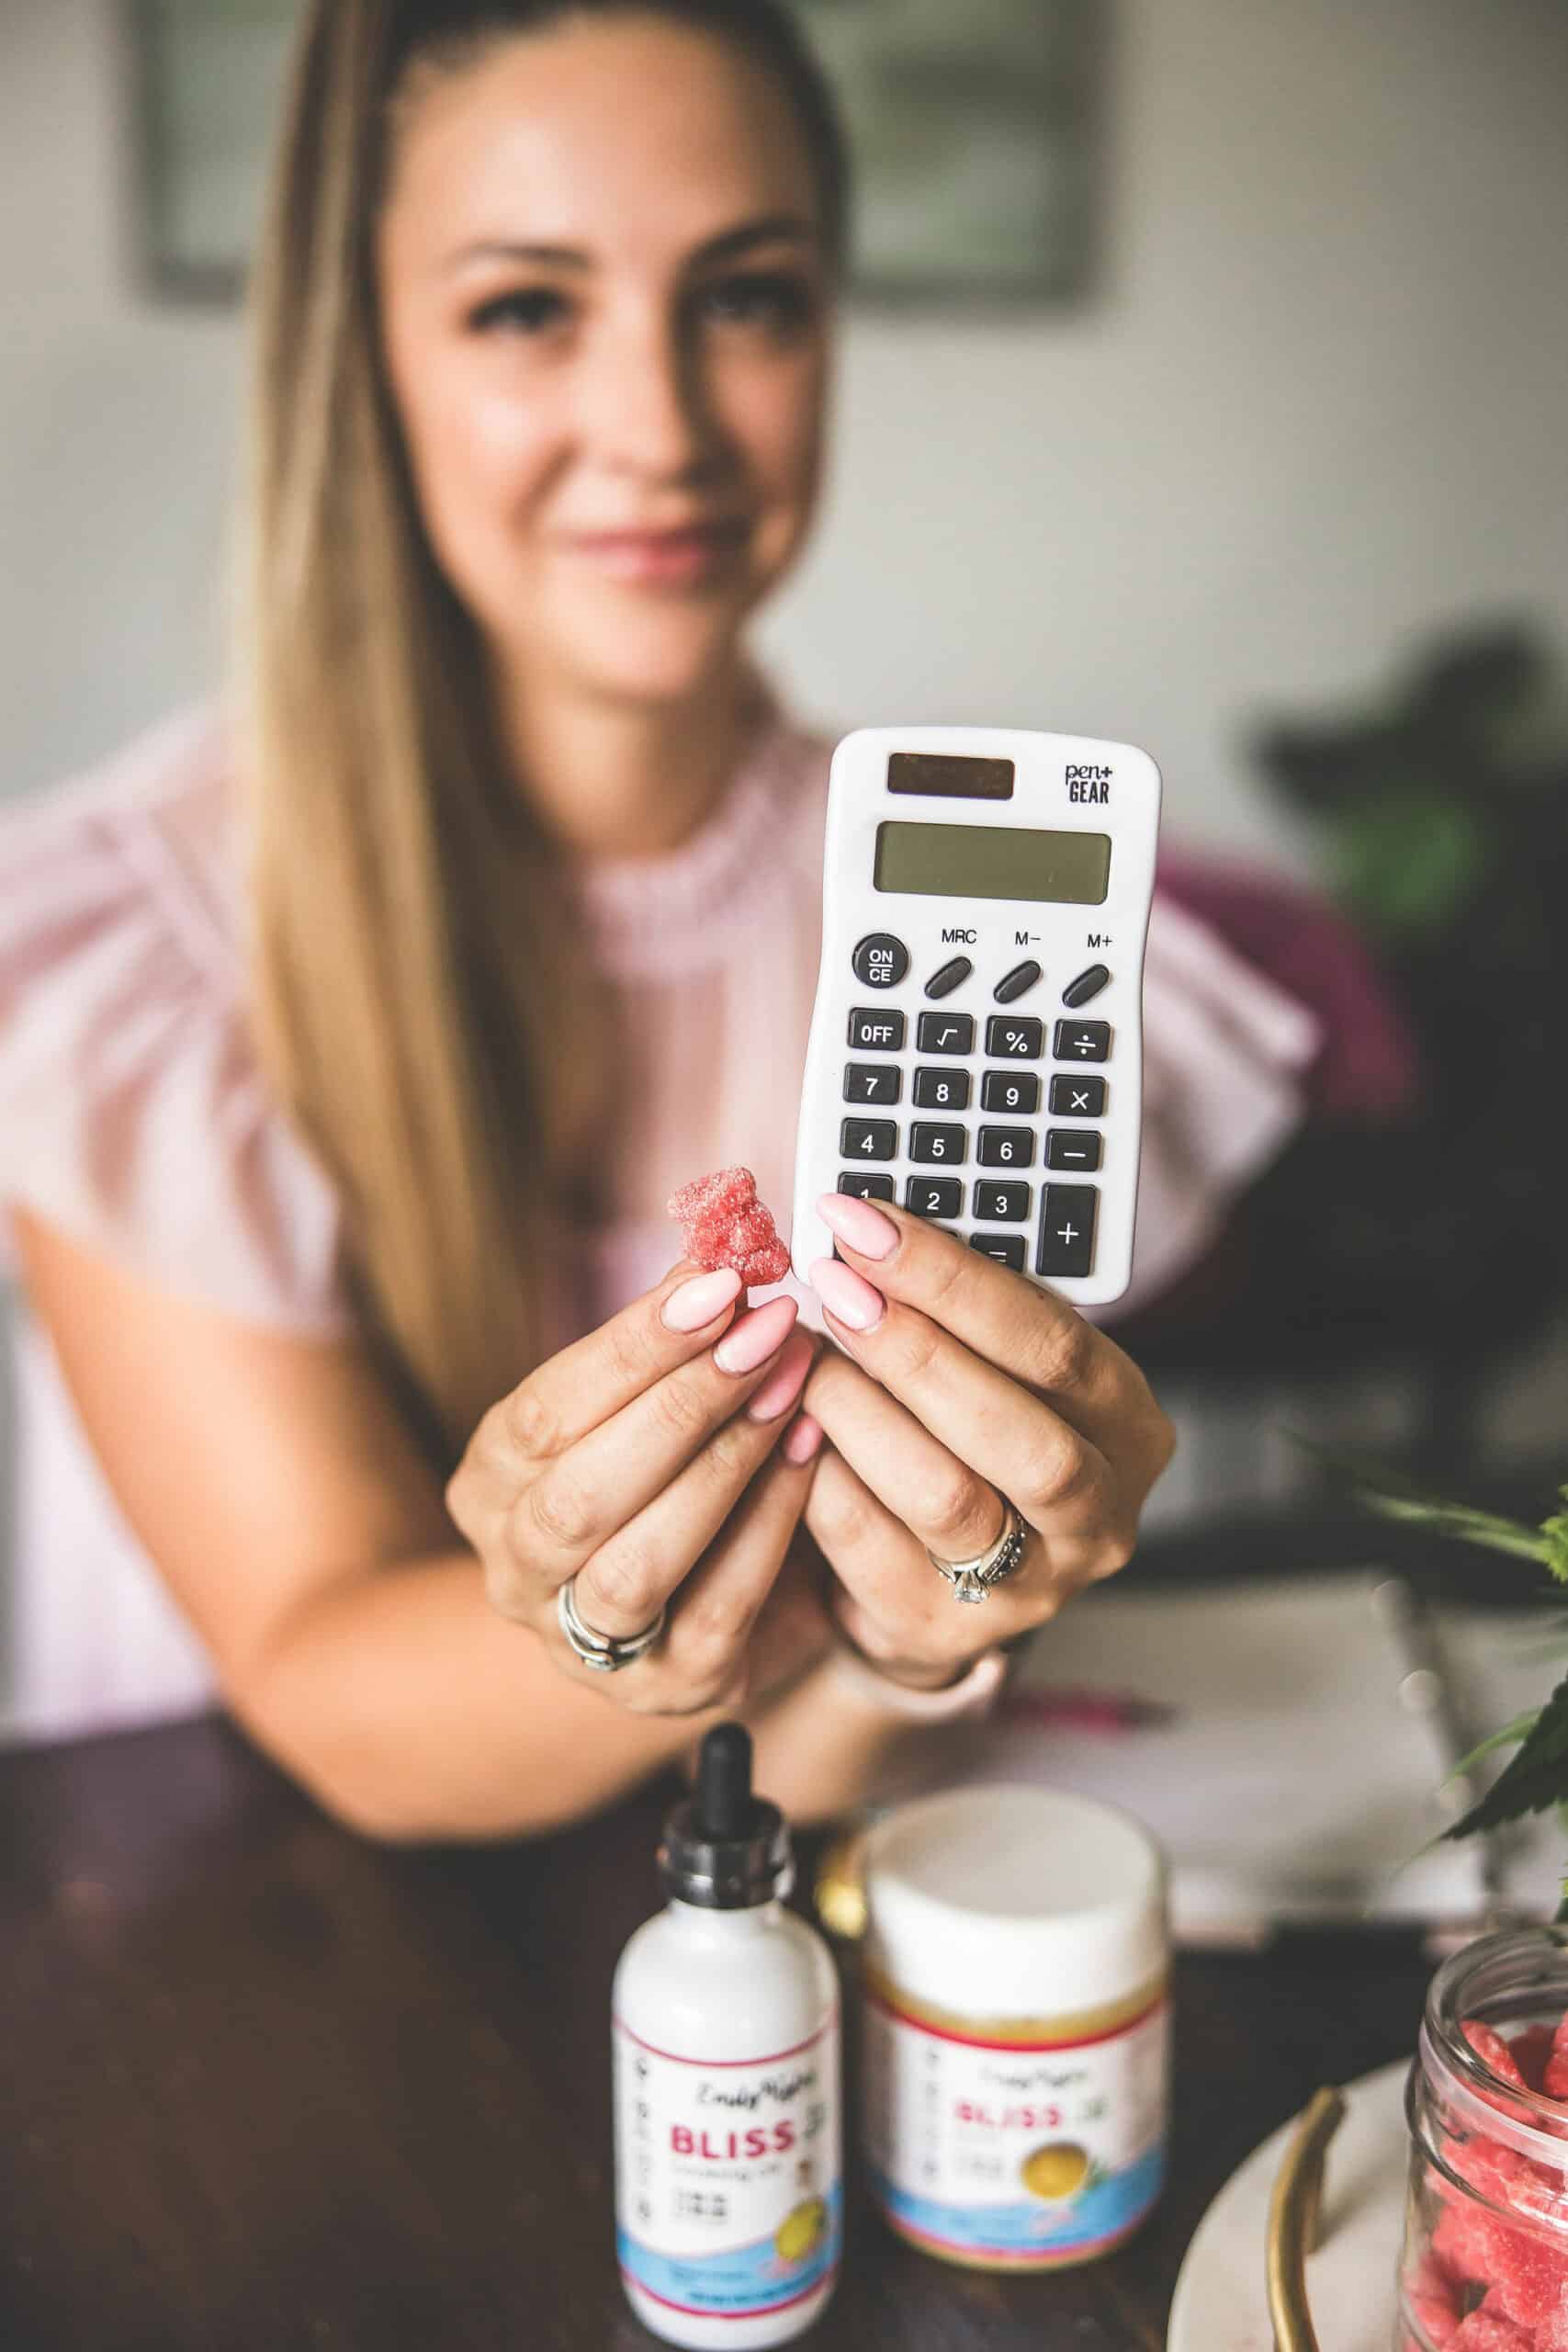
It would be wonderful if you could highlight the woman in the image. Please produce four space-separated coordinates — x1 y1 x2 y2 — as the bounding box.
0 0 1327 1830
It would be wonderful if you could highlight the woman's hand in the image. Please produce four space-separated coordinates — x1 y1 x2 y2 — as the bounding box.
446 1264 831 1715
798 1193 1176 1689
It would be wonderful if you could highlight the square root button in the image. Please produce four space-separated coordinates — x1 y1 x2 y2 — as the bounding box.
1036 1184 1098 1279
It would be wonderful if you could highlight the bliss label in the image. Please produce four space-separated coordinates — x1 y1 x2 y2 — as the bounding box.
861 1985 1167 2267
615 2013 841 2322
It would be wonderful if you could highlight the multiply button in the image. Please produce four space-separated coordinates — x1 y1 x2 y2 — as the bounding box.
1055 1019 1110 1062
848 1008 905 1052
852 933 909 989
1037 1184 1098 1279
923 956 973 1000
993 959 1043 1004
1063 963 1111 1007
1048 1074 1106 1117
916 1012 975 1056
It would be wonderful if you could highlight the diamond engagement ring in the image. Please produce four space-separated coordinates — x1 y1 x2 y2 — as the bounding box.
927 1498 1029 1605
557 1575 667 1672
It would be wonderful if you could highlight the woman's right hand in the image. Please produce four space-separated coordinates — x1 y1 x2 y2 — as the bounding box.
445 1264 829 1715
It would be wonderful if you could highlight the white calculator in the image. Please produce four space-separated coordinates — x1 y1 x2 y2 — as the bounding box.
791 727 1162 1307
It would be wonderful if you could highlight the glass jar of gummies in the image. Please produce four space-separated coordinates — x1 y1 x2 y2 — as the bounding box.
857 1785 1169 2272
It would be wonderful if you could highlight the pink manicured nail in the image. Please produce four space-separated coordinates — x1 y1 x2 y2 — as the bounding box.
662 1266 743 1332
818 1191 898 1261
714 1295 799 1375
746 1331 814 1422
783 1412 824 1464
808 1257 886 1332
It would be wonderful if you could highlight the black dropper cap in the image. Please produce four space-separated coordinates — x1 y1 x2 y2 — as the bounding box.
658 1724 794 1910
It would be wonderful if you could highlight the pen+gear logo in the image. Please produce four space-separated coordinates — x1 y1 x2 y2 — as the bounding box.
1065 763 1111 804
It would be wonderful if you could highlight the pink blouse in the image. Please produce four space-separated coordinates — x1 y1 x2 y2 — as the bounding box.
0 699 1335 1743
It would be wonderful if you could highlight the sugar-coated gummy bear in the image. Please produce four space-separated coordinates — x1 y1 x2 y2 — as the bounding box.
667 1167 792 1289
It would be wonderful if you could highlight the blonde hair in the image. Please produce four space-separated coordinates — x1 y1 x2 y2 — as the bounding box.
235 0 847 1463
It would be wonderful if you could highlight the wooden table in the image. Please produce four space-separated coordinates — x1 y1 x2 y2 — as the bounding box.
0 1682 1441 2352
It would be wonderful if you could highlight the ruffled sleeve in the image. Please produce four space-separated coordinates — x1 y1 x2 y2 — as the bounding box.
0 722 354 1336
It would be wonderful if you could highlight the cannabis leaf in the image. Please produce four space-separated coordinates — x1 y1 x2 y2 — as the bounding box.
1443 1674 1568 1840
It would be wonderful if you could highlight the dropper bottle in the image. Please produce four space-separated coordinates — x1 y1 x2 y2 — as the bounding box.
613 1723 841 2347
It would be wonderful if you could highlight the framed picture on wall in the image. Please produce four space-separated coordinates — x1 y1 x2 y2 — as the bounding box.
123 0 1103 307
124 0 297 301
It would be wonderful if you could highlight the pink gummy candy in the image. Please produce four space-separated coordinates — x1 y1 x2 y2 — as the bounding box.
1545 2012 1568 2103
667 1167 791 1289
1451 2305 1536 2349
1512 2028 1557 2095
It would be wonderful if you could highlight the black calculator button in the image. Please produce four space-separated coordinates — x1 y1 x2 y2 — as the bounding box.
1036 1185 1098 1279
973 1181 1032 1223
913 1067 972 1110
1055 1019 1111 1063
993 959 1043 1004
852 933 909 989
839 1171 896 1203
848 1008 905 1052
916 1012 975 1056
981 1069 1041 1114
1046 1128 1102 1170
906 1176 963 1220
1048 1074 1106 1117
840 1118 897 1162
924 956 973 1000
844 1062 901 1106
985 1015 1043 1060
971 1235 1026 1271
1063 963 1111 1008
909 1123 967 1166
977 1125 1035 1169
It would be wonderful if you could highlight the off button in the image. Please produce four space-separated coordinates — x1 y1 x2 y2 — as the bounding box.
852 933 909 989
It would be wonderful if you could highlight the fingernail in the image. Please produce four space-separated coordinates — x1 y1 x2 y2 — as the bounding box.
808 1257 886 1332
818 1191 898 1261
746 1331 814 1422
714 1294 798 1374
662 1266 743 1332
783 1412 824 1464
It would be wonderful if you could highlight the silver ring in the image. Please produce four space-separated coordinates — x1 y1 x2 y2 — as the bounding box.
927 1498 1029 1606
556 1575 667 1672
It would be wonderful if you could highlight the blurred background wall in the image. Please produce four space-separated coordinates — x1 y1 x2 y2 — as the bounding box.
1 0 1565 1574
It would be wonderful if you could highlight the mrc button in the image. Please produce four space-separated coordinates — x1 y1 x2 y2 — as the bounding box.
852 933 909 989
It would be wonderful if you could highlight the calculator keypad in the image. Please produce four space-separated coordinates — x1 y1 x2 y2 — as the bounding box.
829 966 1115 1281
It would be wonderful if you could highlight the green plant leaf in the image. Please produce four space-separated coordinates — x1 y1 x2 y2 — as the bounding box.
1540 1487 1568 1586
1447 1710 1541 1781
1446 1674 1568 1839
1291 1440 1553 1562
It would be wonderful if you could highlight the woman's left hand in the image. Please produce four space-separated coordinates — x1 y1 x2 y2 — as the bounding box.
797 1192 1176 1690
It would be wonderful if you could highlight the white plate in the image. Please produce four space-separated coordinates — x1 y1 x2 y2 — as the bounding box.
1168 2058 1410 2352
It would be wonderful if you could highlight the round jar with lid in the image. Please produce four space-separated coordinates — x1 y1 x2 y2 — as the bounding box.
858 1784 1168 2271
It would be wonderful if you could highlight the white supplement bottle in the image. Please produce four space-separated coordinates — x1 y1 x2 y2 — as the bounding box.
614 1724 841 2347
859 1783 1168 2272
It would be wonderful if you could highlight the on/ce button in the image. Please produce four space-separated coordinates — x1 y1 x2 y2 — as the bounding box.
852 933 909 989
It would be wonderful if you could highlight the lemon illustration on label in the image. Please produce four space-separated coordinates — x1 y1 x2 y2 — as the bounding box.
774 2197 829 2264
1021 2142 1090 2201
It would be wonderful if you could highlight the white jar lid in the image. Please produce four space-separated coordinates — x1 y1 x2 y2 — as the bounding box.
863 1783 1167 2020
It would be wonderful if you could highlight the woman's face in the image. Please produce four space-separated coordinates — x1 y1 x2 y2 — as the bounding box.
378 15 835 711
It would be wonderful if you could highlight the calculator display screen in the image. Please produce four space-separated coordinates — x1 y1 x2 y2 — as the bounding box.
874 821 1111 904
